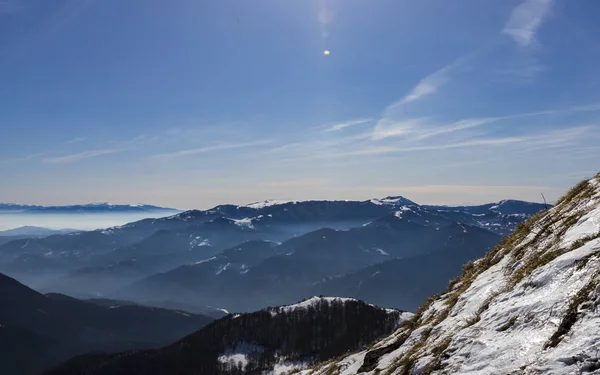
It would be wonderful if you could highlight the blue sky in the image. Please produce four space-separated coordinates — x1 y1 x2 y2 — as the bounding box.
1 0 599 208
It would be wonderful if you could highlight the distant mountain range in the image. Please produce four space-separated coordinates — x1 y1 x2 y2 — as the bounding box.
0 227 80 247
0 203 180 214
0 196 546 314
114 220 500 312
0 226 78 237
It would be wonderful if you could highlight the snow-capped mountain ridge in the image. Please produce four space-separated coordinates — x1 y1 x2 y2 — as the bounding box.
301 172 600 375
157 197 545 237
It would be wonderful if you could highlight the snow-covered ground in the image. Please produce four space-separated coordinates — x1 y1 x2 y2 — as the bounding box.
301 173 600 375
246 200 297 209
270 296 357 316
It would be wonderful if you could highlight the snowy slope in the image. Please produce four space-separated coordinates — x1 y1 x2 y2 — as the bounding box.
269 296 413 320
301 173 600 375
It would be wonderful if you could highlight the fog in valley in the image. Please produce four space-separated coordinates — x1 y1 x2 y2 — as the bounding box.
0 212 179 231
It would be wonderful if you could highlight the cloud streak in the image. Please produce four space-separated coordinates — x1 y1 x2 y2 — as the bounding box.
42 149 116 164
152 141 269 159
318 124 593 159
372 117 498 141
502 0 553 47
399 65 452 104
65 136 88 144
321 119 372 132
397 51 478 105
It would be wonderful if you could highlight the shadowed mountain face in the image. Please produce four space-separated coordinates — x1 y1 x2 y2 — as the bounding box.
114 220 500 312
0 273 213 375
310 231 498 311
44 297 412 375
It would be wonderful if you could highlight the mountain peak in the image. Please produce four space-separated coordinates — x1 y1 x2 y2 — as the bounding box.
370 196 417 206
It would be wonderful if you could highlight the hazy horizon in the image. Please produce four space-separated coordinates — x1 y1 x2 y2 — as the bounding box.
0 190 557 232
2 185 564 210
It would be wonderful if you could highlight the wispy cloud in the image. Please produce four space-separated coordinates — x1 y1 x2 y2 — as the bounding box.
399 65 452 104
397 52 477 105
372 117 498 141
502 0 553 47
372 118 429 141
152 141 269 159
0 152 45 164
42 149 116 164
371 102 599 142
339 136 531 157
413 118 497 140
321 119 372 132
330 124 593 158
571 103 600 112
65 136 88 144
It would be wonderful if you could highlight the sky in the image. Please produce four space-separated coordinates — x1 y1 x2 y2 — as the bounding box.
1 0 599 209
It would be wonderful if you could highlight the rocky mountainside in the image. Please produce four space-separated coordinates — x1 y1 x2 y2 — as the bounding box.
298 173 600 374
44 297 411 375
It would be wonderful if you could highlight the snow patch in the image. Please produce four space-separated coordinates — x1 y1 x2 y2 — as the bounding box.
193 256 216 265
232 217 255 229
217 342 265 370
372 248 389 256
371 196 414 206
216 262 231 275
271 297 357 316
190 236 210 247
246 200 295 209
394 206 417 218
265 359 311 375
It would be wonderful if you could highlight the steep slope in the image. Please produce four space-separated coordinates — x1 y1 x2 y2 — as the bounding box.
311 223 501 311
0 273 213 375
300 173 600 375
45 297 412 375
